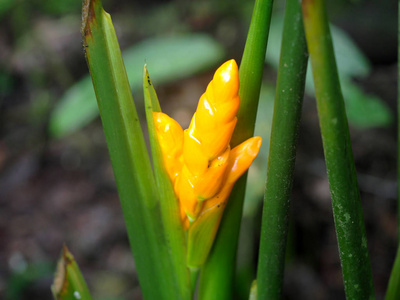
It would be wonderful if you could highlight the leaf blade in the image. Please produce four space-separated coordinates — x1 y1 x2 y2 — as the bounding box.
82 1 184 298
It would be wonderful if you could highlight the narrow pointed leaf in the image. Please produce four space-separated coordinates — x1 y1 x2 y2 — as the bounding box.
82 1 182 298
51 245 92 300
143 66 191 299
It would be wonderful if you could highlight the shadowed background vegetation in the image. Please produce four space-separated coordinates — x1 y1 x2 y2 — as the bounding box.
0 0 397 299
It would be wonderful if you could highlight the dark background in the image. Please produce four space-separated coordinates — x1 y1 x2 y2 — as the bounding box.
0 0 397 299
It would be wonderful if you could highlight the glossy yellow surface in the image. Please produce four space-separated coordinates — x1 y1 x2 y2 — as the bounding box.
153 112 184 183
153 59 262 229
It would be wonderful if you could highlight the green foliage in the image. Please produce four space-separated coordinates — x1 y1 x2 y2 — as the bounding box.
342 80 393 128
385 2 400 298
81 1 187 298
266 13 393 129
257 0 308 297
39 0 81 15
198 0 274 298
6 261 54 300
0 0 14 19
49 34 224 138
143 66 191 298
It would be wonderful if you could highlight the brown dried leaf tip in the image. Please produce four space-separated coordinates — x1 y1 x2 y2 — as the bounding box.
51 245 74 299
81 0 100 40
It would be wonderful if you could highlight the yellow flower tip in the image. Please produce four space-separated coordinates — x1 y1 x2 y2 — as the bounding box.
211 59 239 104
185 59 240 162
226 136 262 185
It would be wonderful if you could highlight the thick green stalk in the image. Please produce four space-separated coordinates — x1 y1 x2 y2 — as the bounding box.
51 246 92 300
198 0 273 299
386 247 400 300
302 0 375 298
256 0 308 298
82 1 182 299
143 66 191 299
385 2 400 298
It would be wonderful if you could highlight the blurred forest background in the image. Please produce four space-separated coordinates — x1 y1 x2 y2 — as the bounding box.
0 0 397 299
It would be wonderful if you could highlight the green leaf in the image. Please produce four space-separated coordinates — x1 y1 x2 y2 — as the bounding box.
341 80 393 128
51 245 92 300
81 1 185 298
49 34 224 138
143 65 191 298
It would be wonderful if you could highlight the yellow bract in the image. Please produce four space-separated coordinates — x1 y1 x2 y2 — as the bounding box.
153 112 184 183
153 59 261 231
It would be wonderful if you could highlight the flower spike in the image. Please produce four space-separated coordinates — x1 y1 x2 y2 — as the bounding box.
153 59 262 267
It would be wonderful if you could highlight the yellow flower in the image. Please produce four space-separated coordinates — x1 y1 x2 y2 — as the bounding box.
154 59 261 227
154 59 262 267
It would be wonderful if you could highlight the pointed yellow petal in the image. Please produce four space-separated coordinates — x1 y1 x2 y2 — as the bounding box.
226 136 263 184
193 146 230 199
202 136 262 211
153 112 184 182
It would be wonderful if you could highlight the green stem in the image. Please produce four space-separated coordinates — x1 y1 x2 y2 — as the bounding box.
190 268 200 295
256 0 308 298
385 2 400 298
198 0 274 299
302 0 375 298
